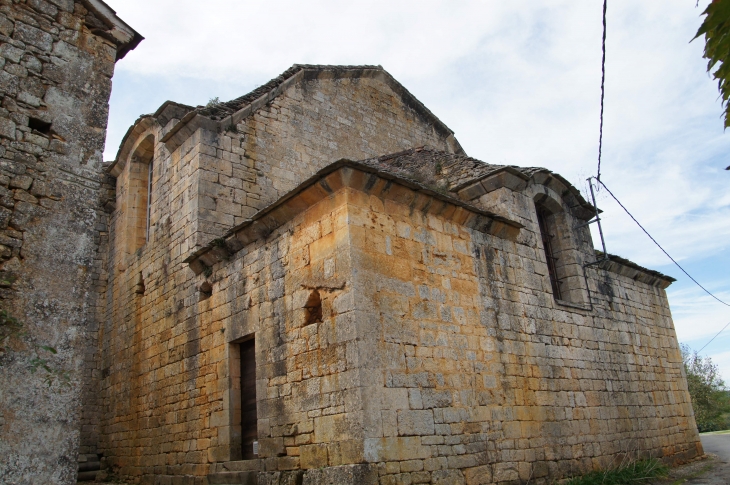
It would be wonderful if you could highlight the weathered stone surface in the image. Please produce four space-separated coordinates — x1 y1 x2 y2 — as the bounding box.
302 464 378 485
0 2 140 485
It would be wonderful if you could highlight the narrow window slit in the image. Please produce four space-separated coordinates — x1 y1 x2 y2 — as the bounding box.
304 289 322 325
146 160 153 242
134 272 145 295
536 206 563 300
198 281 212 301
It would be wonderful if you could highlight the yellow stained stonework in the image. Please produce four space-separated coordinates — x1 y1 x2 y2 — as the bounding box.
90 66 701 485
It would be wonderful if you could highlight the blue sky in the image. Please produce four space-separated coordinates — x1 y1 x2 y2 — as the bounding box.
105 0 730 381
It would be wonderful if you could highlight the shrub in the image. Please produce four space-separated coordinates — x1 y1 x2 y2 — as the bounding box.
682 344 730 432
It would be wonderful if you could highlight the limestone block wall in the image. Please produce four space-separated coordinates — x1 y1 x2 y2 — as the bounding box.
97 68 466 481
97 71 699 484
348 186 700 485
178 165 699 485
0 1 137 484
221 188 360 467
97 127 210 480
98 176 356 483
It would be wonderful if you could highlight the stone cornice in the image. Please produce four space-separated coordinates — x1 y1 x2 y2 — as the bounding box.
596 251 676 289
184 159 523 275
82 0 143 60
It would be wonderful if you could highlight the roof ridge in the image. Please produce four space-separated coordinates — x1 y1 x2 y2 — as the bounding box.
197 64 385 119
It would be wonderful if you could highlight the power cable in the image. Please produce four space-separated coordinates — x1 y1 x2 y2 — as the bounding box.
589 1 729 353
595 178 730 308
594 179 730 353
597 0 607 181
697 321 730 353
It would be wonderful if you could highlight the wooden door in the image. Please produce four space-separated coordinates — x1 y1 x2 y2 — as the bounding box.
240 339 258 459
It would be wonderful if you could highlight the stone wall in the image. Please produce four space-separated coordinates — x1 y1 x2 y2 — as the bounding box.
0 1 137 484
193 72 460 249
344 176 699 484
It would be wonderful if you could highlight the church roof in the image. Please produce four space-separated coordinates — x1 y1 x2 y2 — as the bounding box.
357 147 597 219
110 65 464 172
195 65 455 141
197 65 380 119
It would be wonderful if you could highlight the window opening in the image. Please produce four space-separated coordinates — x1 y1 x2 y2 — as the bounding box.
239 338 258 460
304 290 322 325
146 160 153 242
536 206 563 300
28 118 52 136
198 281 212 301
134 272 145 295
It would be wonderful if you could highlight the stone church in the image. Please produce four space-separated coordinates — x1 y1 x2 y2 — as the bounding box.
0 2 702 485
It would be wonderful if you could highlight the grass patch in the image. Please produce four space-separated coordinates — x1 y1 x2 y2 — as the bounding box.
565 459 668 485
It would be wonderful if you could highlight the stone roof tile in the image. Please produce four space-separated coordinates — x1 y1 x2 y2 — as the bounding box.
358 146 542 192
358 146 596 218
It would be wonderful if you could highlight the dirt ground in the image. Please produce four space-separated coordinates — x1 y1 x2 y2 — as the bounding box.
646 454 727 485
648 432 730 485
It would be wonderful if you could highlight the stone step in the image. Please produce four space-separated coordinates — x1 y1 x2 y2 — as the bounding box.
78 461 101 473
207 470 258 485
211 459 262 473
77 453 98 463
76 470 99 482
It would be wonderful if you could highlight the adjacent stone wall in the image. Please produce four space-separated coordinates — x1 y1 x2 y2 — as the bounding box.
0 1 131 483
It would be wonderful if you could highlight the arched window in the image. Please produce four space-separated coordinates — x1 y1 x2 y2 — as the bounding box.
536 204 563 299
126 134 154 252
534 198 588 306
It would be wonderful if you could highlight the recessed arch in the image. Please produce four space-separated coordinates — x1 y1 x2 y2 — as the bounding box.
125 133 155 253
532 190 588 305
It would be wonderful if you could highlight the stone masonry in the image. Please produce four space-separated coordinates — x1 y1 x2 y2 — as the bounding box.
0 1 140 484
92 65 702 485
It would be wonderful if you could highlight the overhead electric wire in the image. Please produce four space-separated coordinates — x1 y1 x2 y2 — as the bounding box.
589 1 728 354
596 0 607 181
697 321 730 353
594 179 730 353
595 178 730 308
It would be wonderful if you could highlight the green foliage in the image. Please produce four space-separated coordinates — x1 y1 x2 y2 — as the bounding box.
206 97 221 108
0 308 23 345
694 0 730 128
30 348 71 388
565 459 668 485
721 393 730 430
682 344 730 432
